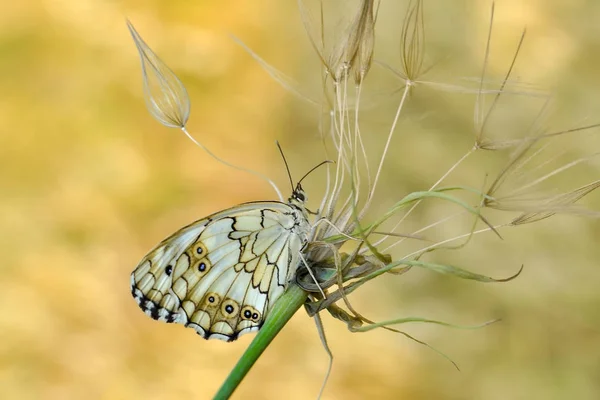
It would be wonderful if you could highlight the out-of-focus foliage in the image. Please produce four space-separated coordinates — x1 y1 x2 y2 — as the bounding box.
1 1 599 399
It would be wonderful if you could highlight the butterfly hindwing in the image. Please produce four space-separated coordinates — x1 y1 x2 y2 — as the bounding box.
131 202 310 341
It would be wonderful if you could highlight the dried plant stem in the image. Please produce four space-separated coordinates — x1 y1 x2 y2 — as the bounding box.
374 148 477 252
180 127 284 201
360 83 411 218
403 224 507 261
474 1 494 141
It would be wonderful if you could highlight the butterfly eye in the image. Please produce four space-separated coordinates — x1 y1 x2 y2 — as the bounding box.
165 265 173 276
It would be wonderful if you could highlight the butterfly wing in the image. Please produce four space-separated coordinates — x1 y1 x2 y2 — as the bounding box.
131 202 309 341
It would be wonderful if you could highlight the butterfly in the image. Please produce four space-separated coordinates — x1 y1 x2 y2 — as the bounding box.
130 183 311 341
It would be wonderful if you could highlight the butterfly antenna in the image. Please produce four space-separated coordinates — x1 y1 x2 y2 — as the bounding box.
298 160 335 185
276 141 295 193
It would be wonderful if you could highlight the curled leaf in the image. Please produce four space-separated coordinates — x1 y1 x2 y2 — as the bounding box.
403 260 524 283
354 316 500 333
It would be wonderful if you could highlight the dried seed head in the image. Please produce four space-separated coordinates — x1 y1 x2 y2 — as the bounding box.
483 132 600 223
354 0 376 85
127 20 190 129
399 0 424 83
509 180 600 225
327 0 378 83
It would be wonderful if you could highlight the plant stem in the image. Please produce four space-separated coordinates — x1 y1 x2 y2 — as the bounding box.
213 283 308 400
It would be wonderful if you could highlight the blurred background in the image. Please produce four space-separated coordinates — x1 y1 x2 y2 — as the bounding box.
1 0 600 399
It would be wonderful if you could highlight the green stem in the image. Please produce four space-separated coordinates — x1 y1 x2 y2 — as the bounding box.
213 283 308 399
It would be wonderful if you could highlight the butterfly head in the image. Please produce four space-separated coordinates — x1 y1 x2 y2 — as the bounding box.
288 183 307 208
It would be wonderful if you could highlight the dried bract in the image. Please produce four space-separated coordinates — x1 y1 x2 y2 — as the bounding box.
127 20 190 128
321 0 378 82
399 0 424 82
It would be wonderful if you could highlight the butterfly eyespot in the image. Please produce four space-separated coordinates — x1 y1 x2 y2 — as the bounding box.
165 265 173 276
203 292 221 306
241 305 261 322
221 299 240 317
192 259 211 277
192 242 207 258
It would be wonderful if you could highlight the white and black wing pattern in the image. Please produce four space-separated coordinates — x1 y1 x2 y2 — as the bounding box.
131 201 310 341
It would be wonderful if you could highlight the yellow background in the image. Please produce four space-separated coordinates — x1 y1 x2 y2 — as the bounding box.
1 1 600 399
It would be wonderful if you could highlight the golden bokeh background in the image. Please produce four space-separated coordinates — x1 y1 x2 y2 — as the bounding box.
2 1 600 399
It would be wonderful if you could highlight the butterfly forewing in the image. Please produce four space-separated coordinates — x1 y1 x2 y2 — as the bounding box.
131 201 310 341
